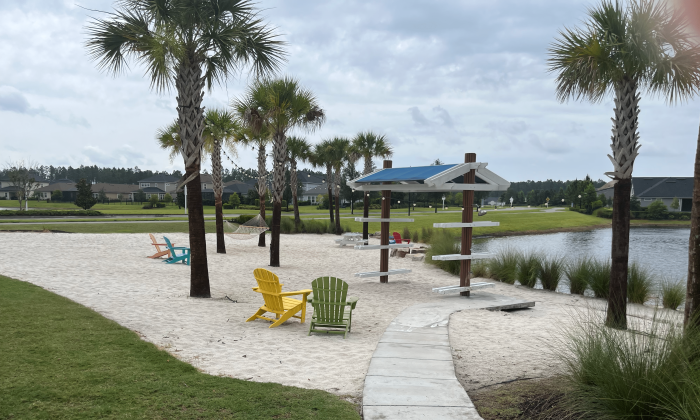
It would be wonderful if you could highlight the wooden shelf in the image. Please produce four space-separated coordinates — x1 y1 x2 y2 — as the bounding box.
354 218 414 223
432 282 495 294
354 244 414 250
433 222 499 228
431 253 491 261
354 269 412 278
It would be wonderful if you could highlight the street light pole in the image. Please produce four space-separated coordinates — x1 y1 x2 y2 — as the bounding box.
442 194 446 210
578 194 582 209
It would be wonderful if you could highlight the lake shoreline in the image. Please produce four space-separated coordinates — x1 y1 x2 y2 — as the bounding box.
475 221 690 239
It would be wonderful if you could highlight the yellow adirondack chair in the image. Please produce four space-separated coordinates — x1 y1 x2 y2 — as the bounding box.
246 268 312 328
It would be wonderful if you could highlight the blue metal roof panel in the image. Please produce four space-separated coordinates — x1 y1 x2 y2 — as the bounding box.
355 165 457 183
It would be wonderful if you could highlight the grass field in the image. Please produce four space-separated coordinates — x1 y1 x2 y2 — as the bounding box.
0 275 360 419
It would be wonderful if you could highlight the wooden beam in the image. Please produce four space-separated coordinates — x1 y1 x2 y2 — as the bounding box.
380 160 392 283
461 153 476 297
354 218 414 223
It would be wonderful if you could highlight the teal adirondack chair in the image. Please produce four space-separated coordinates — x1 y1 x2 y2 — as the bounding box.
308 277 358 339
162 236 190 265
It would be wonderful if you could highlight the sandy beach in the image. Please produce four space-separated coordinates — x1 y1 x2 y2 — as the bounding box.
0 231 678 399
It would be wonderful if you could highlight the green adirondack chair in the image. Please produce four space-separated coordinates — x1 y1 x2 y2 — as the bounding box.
162 236 190 265
308 276 358 339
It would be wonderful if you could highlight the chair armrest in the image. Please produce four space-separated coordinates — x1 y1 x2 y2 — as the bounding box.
171 247 189 251
404 239 411 244
346 296 359 310
279 289 312 297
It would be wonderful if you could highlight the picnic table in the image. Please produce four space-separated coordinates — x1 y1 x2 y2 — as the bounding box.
334 233 368 247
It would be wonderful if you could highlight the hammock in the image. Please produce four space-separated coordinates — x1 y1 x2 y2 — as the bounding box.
225 214 269 240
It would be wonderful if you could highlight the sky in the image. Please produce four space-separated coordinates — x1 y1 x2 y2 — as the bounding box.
1 0 699 183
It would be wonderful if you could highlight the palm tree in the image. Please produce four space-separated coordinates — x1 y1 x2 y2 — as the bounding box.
87 0 284 298
232 77 325 267
231 125 271 247
286 136 311 226
311 141 335 227
328 137 351 234
352 131 393 240
203 109 239 254
548 0 700 328
156 121 182 163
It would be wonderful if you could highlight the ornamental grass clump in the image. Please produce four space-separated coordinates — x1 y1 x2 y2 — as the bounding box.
557 311 700 420
489 247 520 284
517 252 542 288
426 230 460 275
588 259 611 298
471 259 489 278
661 278 686 310
539 256 565 291
565 257 591 295
627 262 654 304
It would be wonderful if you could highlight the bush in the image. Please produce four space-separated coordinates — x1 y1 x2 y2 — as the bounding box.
660 279 686 310
51 190 63 202
471 259 489 278
402 227 411 241
369 204 381 210
426 230 461 275
163 193 172 203
517 252 542 288
231 214 256 224
539 256 565 291
590 200 603 210
589 259 611 298
488 247 519 284
223 203 233 209
646 200 669 220
421 227 433 243
627 262 653 304
565 257 590 295
149 194 159 206
596 208 613 219
0 210 103 217
557 311 700 420
228 193 241 209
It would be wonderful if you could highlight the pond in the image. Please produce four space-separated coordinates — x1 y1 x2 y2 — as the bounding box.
472 227 690 289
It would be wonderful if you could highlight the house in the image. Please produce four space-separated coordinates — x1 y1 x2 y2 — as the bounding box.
137 174 179 193
596 177 693 212
34 179 78 201
300 184 330 205
0 171 50 200
90 183 140 201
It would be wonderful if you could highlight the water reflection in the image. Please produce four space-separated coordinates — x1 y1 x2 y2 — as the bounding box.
472 227 690 283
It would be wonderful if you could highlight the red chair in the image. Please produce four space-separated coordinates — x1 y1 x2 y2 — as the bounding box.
392 232 411 245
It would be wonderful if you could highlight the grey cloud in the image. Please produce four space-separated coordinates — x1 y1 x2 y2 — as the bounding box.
0 86 32 113
83 145 152 167
432 106 454 128
487 120 529 135
408 107 431 126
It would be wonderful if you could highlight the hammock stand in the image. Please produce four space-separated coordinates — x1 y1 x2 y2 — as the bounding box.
225 214 269 240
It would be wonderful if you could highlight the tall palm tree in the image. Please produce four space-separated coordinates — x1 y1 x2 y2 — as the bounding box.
549 0 700 328
328 137 351 234
87 0 284 298
232 125 271 247
232 77 325 266
311 140 335 226
286 136 311 226
352 131 393 240
203 109 239 254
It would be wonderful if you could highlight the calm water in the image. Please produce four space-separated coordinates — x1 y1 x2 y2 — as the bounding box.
472 227 690 285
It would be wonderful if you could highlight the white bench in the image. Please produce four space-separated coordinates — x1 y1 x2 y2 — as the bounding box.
431 282 495 294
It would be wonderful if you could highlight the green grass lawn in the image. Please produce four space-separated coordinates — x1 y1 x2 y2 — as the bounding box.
0 222 216 234
0 275 359 419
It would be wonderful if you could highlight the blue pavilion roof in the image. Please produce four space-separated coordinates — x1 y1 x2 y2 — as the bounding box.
354 165 457 183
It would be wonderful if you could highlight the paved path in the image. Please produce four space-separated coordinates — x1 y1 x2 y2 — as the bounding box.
363 292 535 420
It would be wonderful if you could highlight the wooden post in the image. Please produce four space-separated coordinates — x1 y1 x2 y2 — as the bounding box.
380 160 392 283
461 153 476 297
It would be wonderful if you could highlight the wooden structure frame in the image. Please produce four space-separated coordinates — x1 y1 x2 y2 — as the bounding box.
347 154 509 294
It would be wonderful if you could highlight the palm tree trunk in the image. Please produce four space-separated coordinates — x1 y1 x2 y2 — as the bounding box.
291 160 300 226
362 157 372 240
212 140 225 254
334 168 342 234
270 132 287 267
326 165 334 226
176 59 210 298
257 143 267 247
686 123 700 328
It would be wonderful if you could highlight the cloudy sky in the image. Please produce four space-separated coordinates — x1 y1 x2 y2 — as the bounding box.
1 0 699 182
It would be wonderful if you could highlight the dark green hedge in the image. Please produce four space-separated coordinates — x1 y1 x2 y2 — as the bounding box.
0 210 103 217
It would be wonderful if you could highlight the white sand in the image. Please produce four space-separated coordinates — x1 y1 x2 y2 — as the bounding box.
0 232 680 398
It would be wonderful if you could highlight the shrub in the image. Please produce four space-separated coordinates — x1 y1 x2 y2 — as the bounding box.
557 311 700 420
402 227 411 241
627 262 653 304
228 193 241 209
597 208 613 219
51 190 63 202
517 252 542 288
489 247 520 284
163 193 172 203
660 279 686 310
421 227 434 243
539 256 565 291
223 203 232 209
565 257 591 295
149 194 159 206
590 200 603 210
589 259 611 298
231 214 256 224
0 210 103 217
426 230 461 276
142 203 152 209
646 200 669 220
471 259 489 278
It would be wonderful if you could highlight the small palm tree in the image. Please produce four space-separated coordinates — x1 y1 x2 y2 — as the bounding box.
156 121 181 164
286 136 311 226
548 0 700 328
328 137 351 234
352 131 393 239
311 140 336 227
203 109 239 254
87 0 285 297
232 77 325 267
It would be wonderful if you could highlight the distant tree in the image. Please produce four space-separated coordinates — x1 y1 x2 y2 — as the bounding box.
176 191 185 208
287 136 312 226
75 179 97 210
51 190 62 202
149 194 159 206
630 195 642 212
97 188 108 203
671 197 680 210
134 189 147 203
647 200 669 220
163 193 173 204
4 160 41 211
228 193 241 209
353 131 392 240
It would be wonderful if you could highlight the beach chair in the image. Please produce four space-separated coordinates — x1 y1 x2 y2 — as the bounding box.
392 231 411 245
148 233 172 259
247 268 312 328
308 276 358 339
162 236 190 265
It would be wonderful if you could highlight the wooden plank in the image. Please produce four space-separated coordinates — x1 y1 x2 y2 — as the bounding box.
431 282 495 294
355 244 415 250
380 160 392 284
431 253 491 261
354 218 414 223
433 222 499 228
354 269 412 278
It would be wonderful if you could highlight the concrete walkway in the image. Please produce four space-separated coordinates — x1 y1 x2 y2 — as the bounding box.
363 292 535 420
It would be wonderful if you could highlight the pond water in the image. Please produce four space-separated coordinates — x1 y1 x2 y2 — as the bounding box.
472 227 690 288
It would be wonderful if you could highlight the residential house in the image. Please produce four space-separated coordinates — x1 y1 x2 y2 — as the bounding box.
90 183 140 201
34 179 78 201
0 171 50 200
301 184 330 205
297 171 327 205
596 177 693 212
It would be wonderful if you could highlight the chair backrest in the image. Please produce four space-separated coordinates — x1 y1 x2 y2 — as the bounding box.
393 232 403 244
163 236 175 252
149 233 157 244
310 276 348 323
253 268 284 313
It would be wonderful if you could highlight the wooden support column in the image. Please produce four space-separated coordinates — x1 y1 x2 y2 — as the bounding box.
380 160 392 283
461 153 476 297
